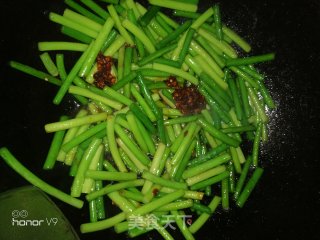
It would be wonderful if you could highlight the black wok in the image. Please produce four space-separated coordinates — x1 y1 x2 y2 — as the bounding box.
0 0 319 239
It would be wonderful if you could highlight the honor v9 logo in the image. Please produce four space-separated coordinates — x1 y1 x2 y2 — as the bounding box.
11 210 58 227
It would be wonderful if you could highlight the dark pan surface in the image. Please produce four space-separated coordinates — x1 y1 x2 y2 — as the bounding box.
0 0 319 239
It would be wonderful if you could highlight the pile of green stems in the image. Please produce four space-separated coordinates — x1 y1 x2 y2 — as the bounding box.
1 0 275 239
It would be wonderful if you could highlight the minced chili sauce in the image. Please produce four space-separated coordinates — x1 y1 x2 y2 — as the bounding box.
152 188 159 196
165 76 206 115
93 52 116 89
